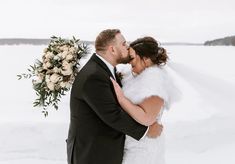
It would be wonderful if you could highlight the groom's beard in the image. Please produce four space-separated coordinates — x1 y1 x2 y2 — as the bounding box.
117 55 132 64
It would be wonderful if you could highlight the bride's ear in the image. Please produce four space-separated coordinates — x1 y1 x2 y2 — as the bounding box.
142 57 148 62
143 57 152 66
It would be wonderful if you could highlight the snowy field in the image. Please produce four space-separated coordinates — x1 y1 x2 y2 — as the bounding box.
0 45 235 164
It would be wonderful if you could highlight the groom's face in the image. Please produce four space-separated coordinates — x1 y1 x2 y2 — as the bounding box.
114 33 130 64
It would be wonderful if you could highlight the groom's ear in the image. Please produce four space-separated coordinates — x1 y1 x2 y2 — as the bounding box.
108 45 115 55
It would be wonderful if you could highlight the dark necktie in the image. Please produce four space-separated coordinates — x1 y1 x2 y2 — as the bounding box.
114 67 122 87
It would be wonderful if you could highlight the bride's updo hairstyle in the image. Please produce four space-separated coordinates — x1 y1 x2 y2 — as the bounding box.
129 36 168 66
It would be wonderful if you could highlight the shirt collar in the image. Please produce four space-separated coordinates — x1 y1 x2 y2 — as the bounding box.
96 53 116 79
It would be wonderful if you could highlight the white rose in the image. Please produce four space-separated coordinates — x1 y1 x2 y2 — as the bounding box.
45 75 51 83
63 46 69 52
61 66 73 76
53 55 60 61
45 62 52 69
65 82 71 88
43 48 48 53
47 82 55 91
42 63 47 70
43 56 49 63
62 60 69 67
53 67 60 73
59 45 65 51
69 47 76 54
61 51 67 59
60 81 71 89
57 53 62 58
66 54 74 61
50 73 61 83
45 52 54 59
42 62 51 69
62 61 73 70
35 74 44 83
60 82 66 88
46 69 53 74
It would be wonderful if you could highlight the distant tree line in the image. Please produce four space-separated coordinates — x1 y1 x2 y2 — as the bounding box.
4 37 235 46
204 36 235 46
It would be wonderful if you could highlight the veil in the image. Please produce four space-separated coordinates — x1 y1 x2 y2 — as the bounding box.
165 61 235 121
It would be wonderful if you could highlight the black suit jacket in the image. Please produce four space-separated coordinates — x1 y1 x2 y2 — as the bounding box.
66 54 147 164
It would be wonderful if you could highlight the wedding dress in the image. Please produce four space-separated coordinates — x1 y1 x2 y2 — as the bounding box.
116 64 181 164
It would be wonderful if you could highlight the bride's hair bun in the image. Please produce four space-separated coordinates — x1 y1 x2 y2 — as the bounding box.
130 36 168 66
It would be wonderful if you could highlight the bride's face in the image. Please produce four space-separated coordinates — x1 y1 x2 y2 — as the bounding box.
129 48 146 74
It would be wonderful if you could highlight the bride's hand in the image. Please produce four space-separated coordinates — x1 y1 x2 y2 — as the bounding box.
110 77 125 103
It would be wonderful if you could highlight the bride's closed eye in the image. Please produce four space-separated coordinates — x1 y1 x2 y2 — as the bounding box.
129 56 134 61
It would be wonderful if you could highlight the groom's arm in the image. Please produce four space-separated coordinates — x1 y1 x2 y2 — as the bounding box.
83 74 147 140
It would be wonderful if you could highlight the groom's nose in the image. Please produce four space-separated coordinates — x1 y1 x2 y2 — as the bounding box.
125 42 129 48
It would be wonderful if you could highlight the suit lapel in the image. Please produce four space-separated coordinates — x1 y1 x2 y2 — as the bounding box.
90 53 122 87
90 53 115 80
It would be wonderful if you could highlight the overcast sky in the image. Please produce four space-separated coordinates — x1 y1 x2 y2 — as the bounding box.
0 0 234 42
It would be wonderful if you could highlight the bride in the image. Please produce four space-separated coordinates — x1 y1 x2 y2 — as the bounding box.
111 36 181 164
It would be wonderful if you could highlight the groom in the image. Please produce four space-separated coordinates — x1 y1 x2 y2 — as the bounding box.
67 29 162 164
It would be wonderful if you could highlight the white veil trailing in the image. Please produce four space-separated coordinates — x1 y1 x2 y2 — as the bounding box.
166 61 235 120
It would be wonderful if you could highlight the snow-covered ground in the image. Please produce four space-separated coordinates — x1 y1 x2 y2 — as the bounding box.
0 45 235 163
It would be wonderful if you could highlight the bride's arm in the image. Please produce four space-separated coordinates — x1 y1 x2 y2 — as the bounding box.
111 78 164 126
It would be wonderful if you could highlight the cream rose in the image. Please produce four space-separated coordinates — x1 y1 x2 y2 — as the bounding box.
61 51 68 59
62 61 73 72
59 45 66 51
45 75 51 83
45 52 54 59
63 46 69 52
69 47 76 54
62 60 69 67
43 48 48 53
43 62 52 69
50 73 61 83
61 67 73 76
57 53 62 58
35 73 44 83
53 67 60 73
61 61 73 75
53 55 60 61
66 54 74 61
42 63 48 70
47 82 55 91
60 81 71 88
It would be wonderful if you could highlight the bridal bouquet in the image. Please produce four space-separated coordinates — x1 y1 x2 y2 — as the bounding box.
18 36 89 116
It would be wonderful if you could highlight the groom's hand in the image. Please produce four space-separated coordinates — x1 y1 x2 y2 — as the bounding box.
146 122 163 138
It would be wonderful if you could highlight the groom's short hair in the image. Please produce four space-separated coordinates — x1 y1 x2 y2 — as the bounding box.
95 29 120 52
